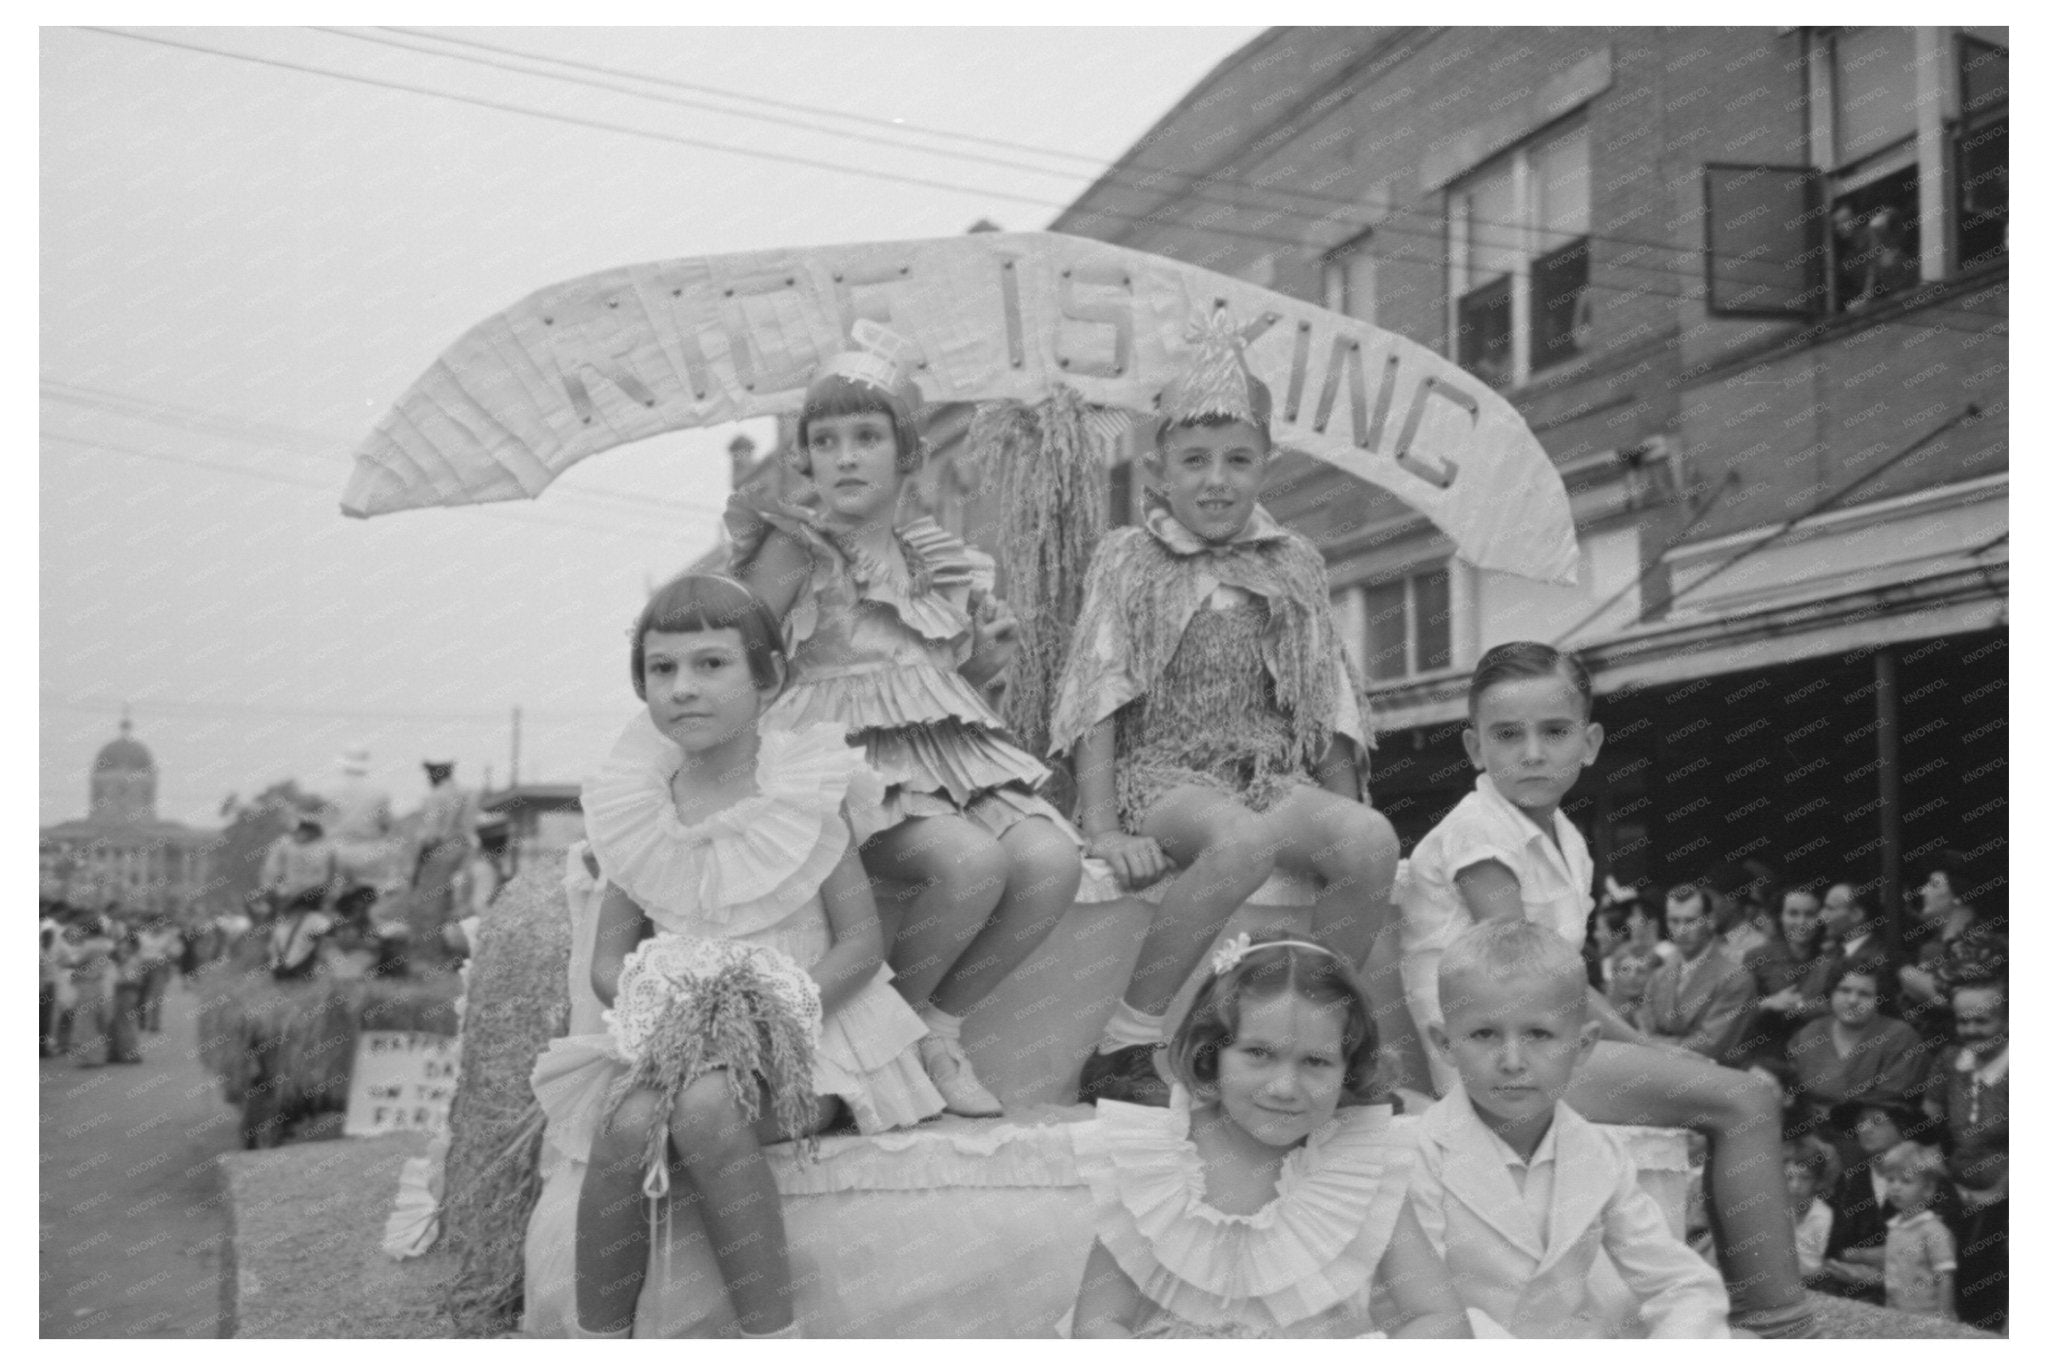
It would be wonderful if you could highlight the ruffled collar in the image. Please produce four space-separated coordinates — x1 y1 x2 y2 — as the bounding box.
1142 494 1290 557
580 713 882 938
1072 1083 1411 1326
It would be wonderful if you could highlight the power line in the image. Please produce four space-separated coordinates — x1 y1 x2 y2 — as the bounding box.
375 20 2009 325
78 27 2003 379
40 430 693 542
40 378 732 520
323 26 1092 187
84 26 1060 209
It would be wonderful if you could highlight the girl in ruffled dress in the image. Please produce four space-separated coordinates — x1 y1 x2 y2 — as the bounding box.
727 335 1104 1117
1068 933 1469 1338
532 574 944 1338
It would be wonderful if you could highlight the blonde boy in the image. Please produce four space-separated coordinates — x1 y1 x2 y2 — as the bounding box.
1409 920 1730 1338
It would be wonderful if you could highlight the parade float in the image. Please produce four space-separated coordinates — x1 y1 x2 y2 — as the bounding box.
299 229 1670 1339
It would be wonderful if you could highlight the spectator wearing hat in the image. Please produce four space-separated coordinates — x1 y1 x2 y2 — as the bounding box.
260 810 340 916
411 759 475 885
1926 980 2007 1333
1820 1097 1933 1304
1897 854 2006 1041
326 745 396 885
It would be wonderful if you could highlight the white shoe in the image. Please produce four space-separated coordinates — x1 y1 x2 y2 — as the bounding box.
918 1034 1004 1117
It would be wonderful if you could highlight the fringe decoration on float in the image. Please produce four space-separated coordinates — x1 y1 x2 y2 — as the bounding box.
438 864 573 1337
601 936 825 1200
968 387 1120 757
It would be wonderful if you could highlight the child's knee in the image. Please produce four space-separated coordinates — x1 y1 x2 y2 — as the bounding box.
668 1075 753 1159
1317 805 1398 874
1194 817 1276 891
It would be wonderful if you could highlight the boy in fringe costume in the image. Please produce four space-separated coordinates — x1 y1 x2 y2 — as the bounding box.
1048 312 1400 1106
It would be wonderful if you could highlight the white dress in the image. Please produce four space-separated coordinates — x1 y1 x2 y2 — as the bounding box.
1069 1087 1416 1338
530 717 944 1157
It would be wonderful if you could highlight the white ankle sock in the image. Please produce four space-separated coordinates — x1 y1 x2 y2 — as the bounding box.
918 1004 964 1042
738 1319 802 1339
1099 1002 1166 1053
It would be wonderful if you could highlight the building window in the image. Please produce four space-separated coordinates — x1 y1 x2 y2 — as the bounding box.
1706 27 2007 319
1321 232 1377 326
1955 29 2007 271
1814 27 1922 311
1360 566 1453 683
1447 121 1591 389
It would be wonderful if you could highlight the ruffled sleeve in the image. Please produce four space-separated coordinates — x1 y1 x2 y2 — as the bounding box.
872 518 982 646
724 486 834 654
1047 528 1148 757
581 715 875 939
1069 1089 1416 1332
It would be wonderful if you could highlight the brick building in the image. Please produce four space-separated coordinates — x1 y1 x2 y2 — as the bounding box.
925 26 2006 928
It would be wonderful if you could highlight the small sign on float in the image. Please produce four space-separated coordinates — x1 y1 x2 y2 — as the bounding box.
344 1030 461 1137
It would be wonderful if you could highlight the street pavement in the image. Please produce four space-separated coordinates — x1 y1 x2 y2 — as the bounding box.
40 977 239 1338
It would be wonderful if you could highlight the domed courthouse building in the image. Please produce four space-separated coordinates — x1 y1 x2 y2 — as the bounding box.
40 718 219 914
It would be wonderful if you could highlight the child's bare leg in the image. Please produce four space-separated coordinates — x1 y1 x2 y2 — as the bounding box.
929 815 1083 1018
574 1089 670 1335
1260 787 1400 966
860 816 1006 1010
1124 787 1279 1015
666 1075 836 1335
1567 1039 1809 1328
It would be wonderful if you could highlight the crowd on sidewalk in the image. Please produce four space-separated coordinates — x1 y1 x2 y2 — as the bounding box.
1586 856 2007 1333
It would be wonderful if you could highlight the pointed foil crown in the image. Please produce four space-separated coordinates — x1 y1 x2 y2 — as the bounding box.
815 318 914 395
1157 307 1271 428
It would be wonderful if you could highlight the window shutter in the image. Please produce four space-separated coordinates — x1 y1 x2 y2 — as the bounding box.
1703 163 1825 317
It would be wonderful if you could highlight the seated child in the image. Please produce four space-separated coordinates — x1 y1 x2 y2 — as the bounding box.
1069 933 1468 1338
1878 1142 1957 1320
729 338 1092 1116
1409 920 1730 1338
1051 315 1396 1104
532 575 944 1337
1786 1138 1837 1283
1395 641 1812 1336
1821 1099 1922 1302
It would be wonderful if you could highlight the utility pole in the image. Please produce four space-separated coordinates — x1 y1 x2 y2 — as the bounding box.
510 706 522 790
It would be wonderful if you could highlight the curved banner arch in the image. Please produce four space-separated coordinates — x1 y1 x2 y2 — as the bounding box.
343 231 1577 583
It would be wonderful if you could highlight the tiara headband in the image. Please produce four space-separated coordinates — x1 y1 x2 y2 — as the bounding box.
1209 931 1338 977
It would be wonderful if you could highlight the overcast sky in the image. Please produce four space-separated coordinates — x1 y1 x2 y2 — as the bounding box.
39 24 1260 828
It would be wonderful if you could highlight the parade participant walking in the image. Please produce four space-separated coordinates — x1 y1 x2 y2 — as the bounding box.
64 913 118 1068
532 574 942 1338
728 335 1091 1117
1393 641 1815 1337
1052 318 1394 1107
1069 934 1466 1338
134 912 181 1033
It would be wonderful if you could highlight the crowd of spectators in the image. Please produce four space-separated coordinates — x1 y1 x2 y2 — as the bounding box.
38 898 249 1066
1586 855 2007 1332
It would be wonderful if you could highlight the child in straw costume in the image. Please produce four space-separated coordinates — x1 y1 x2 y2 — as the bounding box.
530 574 942 1339
1050 313 1399 1108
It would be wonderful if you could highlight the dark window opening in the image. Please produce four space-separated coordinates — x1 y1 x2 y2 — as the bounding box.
1829 163 1920 311
1532 237 1591 370
1456 276 1513 390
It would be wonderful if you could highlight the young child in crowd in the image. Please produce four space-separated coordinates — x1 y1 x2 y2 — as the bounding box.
1050 316 1396 1105
1822 1098 1921 1302
1394 641 1813 1336
531 575 944 1338
1409 920 1729 1337
1786 1139 1837 1284
728 334 1096 1117
1878 1143 1958 1319
1068 933 1468 1338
